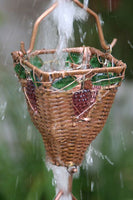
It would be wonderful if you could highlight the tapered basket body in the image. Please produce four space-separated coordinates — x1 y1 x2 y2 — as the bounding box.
12 46 126 167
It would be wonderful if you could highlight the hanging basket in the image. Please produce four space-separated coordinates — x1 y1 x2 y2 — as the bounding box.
11 0 126 168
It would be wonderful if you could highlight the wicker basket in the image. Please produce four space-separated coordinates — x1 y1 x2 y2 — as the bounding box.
11 0 126 168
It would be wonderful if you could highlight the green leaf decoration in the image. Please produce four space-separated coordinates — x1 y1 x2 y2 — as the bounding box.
52 76 78 91
90 55 103 68
29 55 43 68
30 71 41 87
14 63 26 79
66 53 82 67
91 73 121 86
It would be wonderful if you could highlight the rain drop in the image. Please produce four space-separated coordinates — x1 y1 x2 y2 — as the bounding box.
0 100 7 121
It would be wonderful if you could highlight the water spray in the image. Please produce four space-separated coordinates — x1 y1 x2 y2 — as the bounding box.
11 0 126 199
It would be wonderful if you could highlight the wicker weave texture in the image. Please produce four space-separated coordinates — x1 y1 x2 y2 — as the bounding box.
11 45 126 168
21 80 117 167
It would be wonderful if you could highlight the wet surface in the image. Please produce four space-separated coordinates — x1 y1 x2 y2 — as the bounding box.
0 0 133 199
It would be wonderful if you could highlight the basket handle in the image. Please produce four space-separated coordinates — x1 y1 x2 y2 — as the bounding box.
73 0 117 51
27 0 117 54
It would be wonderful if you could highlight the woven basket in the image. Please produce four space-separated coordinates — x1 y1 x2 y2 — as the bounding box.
11 0 126 168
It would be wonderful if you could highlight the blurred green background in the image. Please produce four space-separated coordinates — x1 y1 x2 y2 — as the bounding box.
0 0 133 199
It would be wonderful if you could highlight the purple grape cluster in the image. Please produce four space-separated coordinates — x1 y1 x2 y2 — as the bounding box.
26 80 37 111
72 88 98 117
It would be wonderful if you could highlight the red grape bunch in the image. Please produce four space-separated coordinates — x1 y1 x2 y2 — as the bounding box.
25 80 38 112
72 88 99 118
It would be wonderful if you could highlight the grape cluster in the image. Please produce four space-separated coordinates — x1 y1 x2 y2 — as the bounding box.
26 80 37 111
72 88 98 117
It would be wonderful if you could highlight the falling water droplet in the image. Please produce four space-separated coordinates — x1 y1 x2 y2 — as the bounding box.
83 0 89 8
52 177 56 186
80 190 83 200
104 155 114 165
86 146 93 166
15 176 19 189
32 0 37 8
0 98 7 121
128 40 133 49
83 145 93 170
78 24 87 44
86 145 114 166
109 0 112 12
98 14 104 26
23 103 27 119
120 131 127 152
18 86 22 92
91 181 94 192
120 171 124 188
27 125 32 141
36 192 38 200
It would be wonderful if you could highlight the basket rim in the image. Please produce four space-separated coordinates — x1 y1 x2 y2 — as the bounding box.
11 46 126 82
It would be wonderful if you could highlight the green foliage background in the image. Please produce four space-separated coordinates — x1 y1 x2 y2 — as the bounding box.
0 0 133 199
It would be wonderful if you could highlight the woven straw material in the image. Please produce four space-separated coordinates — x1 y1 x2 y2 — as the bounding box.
21 81 117 167
12 46 126 167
